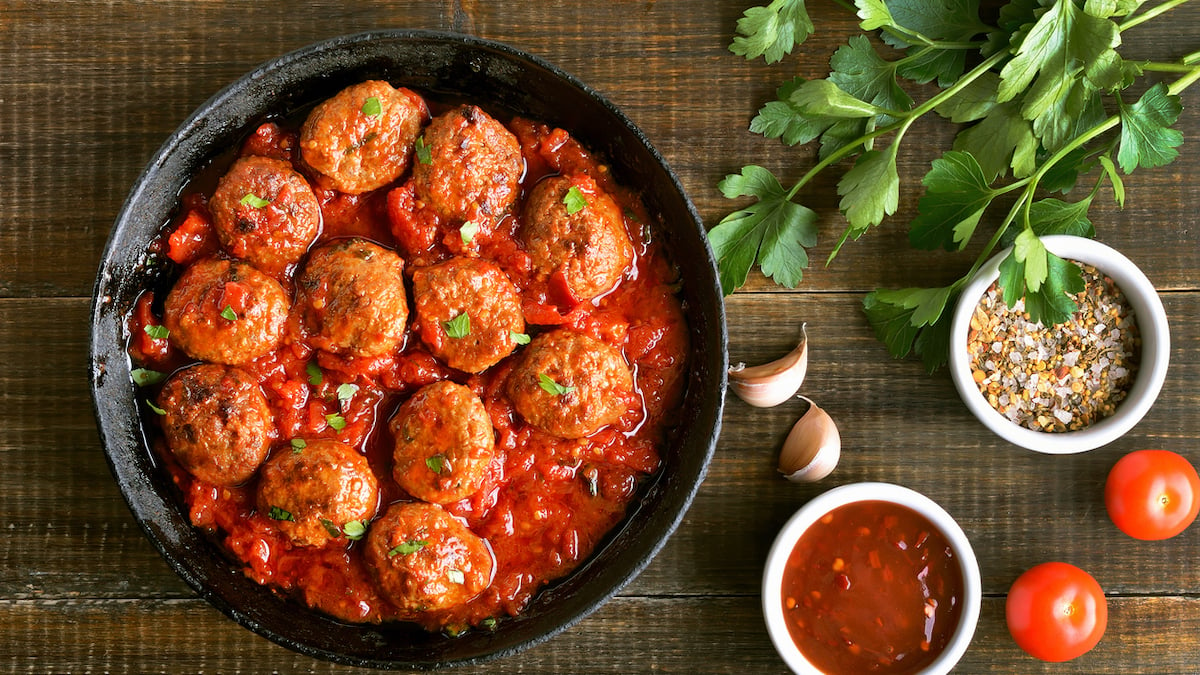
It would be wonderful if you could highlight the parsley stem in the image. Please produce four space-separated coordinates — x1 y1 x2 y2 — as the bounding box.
1166 64 1200 95
1119 0 1193 32
783 50 1009 202
1141 62 1200 73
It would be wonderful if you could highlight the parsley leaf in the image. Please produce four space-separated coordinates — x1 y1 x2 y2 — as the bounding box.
862 285 958 371
1026 197 1096 238
1097 155 1126 207
388 540 429 557
443 312 471 339
145 398 167 416
415 136 433 165
951 98 1038 181
268 506 294 522
1117 82 1184 173
220 305 237 321
828 36 913 124
909 151 997 251
538 373 576 396
563 186 588 214
239 193 270 208
290 438 306 453
336 383 359 408
306 361 322 386
460 220 479 244
729 0 814 64
131 368 166 386
325 413 347 431
510 330 531 345
361 96 382 117
143 324 169 340
342 520 367 541
710 165 816 294
997 229 1085 325
836 147 900 243
881 0 991 86
426 454 446 474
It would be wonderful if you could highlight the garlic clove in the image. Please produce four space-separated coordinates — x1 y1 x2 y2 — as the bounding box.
728 323 808 408
778 396 840 483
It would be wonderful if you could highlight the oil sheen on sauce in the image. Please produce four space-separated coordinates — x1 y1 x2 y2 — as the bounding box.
780 500 964 674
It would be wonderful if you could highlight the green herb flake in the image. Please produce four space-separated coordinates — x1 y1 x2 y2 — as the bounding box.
460 220 479 244
342 520 367 541
325 413 347 432
239 193 270 208
146 399 167 416
131 368 166 386
290 438 307 453
336 383 359 407
426 454 446 474
538 373 575 396
447 569 465 585
220 305 238 321
479 617 498 631
306 361 323 386
267 506 294 522
320 518 341 538
388 539 430 557
143 324 170 340
415 136 432 165
361 96 382 117
510 331 531 345
562 186 588 215
443 313 471 339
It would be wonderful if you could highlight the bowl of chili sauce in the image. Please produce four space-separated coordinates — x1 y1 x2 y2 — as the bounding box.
90 30 727 668
762 483 981 675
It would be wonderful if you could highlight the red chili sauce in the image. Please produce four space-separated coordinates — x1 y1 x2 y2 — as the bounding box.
780 501 964 674
126 85 689 634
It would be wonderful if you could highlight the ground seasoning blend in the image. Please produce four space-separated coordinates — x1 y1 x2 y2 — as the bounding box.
967 262 1141 433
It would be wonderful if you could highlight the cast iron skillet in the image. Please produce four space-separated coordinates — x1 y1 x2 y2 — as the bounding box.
89 30 727 669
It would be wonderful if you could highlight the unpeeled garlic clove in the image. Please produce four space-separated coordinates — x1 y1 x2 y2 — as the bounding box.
779 396 840 483
728 323 808 408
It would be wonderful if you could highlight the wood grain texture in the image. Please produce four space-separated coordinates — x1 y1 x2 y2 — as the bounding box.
3 0 1200 672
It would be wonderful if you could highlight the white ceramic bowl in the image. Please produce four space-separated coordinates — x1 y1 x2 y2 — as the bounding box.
762 483 981 675
948 235 1170 454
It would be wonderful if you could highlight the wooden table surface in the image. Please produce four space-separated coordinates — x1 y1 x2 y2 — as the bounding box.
4 1 1200 672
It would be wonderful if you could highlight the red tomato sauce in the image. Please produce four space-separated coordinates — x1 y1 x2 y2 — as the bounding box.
780 501 964 674
127 100 689 634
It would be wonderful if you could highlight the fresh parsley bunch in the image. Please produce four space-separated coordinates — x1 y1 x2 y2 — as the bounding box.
714 0 1199 371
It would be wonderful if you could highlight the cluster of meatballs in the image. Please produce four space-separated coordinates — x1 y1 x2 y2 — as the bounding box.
149 80 645 618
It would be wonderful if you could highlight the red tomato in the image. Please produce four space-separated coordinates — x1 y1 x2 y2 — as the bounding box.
1006 562 1107 662
1105 449 1200 540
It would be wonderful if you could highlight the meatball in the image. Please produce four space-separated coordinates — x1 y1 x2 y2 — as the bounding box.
364 501 494 613
163 258 289 365
411 105 523 224
410 257 525 373
390 381 494 504
156 363 273 486
256 439 379 547
209 155 321 273
300 80 428 195
505 329 635 438
293 238 409 357
520 174 634 301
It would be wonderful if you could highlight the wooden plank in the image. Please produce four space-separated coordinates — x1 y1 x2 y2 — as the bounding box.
1 595 1198 674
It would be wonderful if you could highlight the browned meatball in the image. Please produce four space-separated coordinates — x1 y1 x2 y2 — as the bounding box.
505 330 635 438
293 238 409 357
300 80 428 195
156 363 273 486
411 105 523 223
520 174 634 301
410 257 525 373
364 501 494 613
163 258 289 365
256 439 379 547
390 381 494 504
209 155 321 273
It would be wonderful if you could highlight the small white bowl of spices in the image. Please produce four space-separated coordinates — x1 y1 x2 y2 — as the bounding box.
949 235 1170 454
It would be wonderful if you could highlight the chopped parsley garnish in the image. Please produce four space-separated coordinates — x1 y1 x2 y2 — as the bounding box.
342 520 367 541
325 413 347 431
145 399 167 416
443 313 471 339
426 454 446 474
447 569 465 585
267 506 294 522
239 193 270 208
143 324 169 340
131 368 166 386
538 373 575 396
460 220 479 244
306 361 322 386
563 185 588 215
388 539 430 557
320 518 341 538
510 331 531 345
220 305 237 321
336 383 359 408
361 96 382 117
415 136 432 165
290 438 307 453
